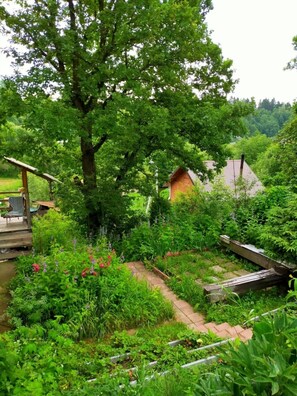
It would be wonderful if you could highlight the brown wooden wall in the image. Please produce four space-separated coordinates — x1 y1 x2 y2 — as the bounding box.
170 171 193 201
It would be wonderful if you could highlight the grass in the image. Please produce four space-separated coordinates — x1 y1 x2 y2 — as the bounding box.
153 249 259 283
205 287 286 325
0 177 22 200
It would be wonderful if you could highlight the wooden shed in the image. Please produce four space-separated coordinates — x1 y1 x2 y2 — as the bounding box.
168 159 263 201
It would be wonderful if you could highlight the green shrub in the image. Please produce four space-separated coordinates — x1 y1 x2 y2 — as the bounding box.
121 184 235 260
260 194 297 262
32 210 81 254
197 311 297 395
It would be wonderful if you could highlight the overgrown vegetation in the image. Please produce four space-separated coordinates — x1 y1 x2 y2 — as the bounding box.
7 213 172 337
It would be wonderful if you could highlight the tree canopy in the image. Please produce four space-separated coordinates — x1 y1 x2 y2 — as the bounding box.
0 0 251 234
243 99 292 137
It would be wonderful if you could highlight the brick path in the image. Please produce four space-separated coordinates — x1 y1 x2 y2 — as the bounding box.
126 261 252 342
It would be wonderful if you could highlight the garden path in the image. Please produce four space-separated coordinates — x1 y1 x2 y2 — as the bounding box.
127 261 253 342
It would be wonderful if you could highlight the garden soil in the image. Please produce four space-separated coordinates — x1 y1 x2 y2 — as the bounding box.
0 261 15 332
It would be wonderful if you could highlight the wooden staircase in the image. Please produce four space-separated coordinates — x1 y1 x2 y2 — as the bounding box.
0 228 32 261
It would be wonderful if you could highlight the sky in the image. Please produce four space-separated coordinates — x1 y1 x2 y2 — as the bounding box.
0 1 297 104
206 0 297 103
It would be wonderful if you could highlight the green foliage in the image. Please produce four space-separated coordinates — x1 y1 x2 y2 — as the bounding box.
206 288 285 326
32 210 81 254
0 0 252 234
149 195 171 224
252 142 287 187
0 177 22 194
228 132 272 166
260 194 297 262
198 311 297 395
0 339 18 394
276 115 297 190
168 275 206 312
121 184 235 260
153 252 285 325
227 186 293 245
28 173 50 202
244 99 293 137
8 243 173 338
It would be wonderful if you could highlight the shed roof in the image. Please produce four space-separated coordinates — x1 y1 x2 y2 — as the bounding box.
169 160 263 196
4 156 61 183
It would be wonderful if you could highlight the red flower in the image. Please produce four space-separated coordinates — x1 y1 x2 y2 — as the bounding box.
32 263 40 272
81 267 98 277
81 267 89 277
99 263 105 268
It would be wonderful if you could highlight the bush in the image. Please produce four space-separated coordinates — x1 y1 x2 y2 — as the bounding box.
121 184 235 260
32 210 81 254
260 194 297 262
197 311 297 395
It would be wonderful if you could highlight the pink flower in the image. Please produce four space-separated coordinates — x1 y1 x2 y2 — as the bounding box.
99 263 105 268
32 263 40 272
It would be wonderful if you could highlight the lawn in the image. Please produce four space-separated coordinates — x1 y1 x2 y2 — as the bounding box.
0 178 22 204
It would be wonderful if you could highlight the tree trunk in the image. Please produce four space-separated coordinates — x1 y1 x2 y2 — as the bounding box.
80 136 101 236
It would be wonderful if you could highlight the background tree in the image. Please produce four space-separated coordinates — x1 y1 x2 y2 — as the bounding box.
227 132 272 166
0 0 250 234
243 99 292 137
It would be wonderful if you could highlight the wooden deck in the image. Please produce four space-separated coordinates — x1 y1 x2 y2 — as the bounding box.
0 217 32 261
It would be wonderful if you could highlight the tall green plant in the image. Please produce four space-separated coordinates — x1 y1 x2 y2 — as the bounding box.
32 210 81 254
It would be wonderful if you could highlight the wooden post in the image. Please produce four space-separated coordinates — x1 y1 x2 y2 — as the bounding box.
22 168 31 228
49 181 54 200
240 154 245 178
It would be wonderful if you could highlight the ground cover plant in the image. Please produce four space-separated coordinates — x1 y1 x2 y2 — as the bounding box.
2 309 296 395
0 320 225 394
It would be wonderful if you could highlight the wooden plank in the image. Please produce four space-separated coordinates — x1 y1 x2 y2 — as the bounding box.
204 269 288 302
0 223 29 233
220 235 293 273
0 239 32 249
0 250 32 261
0 231 32 241
0 230 32 249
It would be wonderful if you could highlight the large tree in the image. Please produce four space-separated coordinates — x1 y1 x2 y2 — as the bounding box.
0 0 249 233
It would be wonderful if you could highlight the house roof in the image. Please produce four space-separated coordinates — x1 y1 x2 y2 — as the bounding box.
170 160 263 196
4 156 61 183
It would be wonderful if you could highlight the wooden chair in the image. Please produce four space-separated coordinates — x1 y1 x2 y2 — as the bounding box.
3 196 24 223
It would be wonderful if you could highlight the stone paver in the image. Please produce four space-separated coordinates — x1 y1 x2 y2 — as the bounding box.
233 269 251 276
211 265 226 273
222 271 239 280
126 261 253 342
